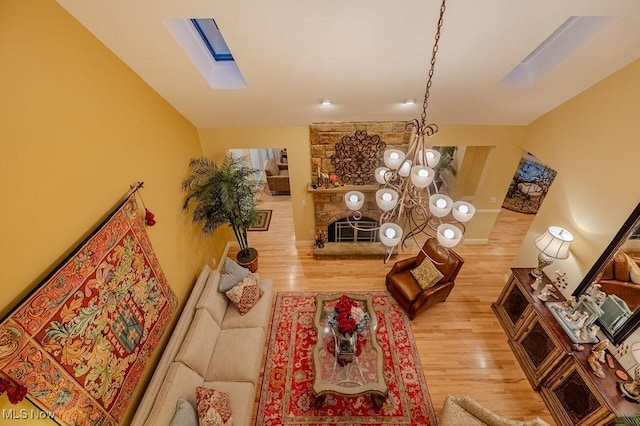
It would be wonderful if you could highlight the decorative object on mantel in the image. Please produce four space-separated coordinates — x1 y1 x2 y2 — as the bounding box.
341 0 475 263
531 226 574 278
182 154 263 272
330 130 386 185
0 189 177 425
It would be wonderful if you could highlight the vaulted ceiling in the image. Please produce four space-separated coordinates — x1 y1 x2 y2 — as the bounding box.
56 0 640 128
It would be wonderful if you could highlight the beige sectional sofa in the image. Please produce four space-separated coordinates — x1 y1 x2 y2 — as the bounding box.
131 264 273 425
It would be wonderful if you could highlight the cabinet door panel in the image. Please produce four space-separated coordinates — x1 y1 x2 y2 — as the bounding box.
521 322 556 369
553 370 601 425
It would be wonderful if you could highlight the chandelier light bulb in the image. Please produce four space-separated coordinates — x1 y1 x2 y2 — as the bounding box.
383 149 405 170
436 198 447 209
390 152 399 160
429 194 454 218
376 189 399 211
424 149 441 168
458 204 469 214
349 194 358 203
382 193 392 202
380 223 403 247
443 228 455 239
384 228 396 238
418 169 429 177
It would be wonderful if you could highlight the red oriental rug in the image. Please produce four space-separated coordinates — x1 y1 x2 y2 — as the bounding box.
256 292 436 426
0 194 177 425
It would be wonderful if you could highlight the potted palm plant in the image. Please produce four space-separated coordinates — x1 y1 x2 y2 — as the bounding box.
182 153 263 272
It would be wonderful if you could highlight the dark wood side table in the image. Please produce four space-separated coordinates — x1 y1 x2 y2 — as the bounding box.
493 268 639 425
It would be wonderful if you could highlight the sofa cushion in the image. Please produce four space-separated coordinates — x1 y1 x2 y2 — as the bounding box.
196 270 228 325
411 258 444 290
264 158 280 176
202 381 255 426
176 309 221 377
169 399 198 426
221 278 273 329
225 274 263 315
145 362 204 426
219 258 250 293
195 387 233 426
206 327 265 384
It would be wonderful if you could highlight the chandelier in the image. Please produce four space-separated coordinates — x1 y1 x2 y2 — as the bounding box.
343 0 475 261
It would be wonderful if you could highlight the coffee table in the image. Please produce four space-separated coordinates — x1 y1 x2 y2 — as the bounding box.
312 293 388 409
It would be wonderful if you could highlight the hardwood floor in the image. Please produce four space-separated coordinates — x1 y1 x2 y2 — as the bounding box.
231 191 555 425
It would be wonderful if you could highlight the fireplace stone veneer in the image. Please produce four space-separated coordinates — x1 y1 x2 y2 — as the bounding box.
309 122 410 257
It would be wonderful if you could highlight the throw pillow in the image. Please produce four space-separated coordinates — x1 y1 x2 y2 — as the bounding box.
169 398 198 426
410 258 444 290
225 274 263 315
218 257 249 293
195 387 233 426
628 255 640 284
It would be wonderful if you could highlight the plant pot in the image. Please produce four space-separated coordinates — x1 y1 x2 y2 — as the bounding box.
236 248 259 273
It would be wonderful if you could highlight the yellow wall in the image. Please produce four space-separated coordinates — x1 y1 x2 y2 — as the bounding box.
198 127 314 241
0 0 209 422
514 59 640 295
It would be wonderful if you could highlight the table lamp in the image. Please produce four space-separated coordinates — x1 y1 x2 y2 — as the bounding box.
531 226 574 278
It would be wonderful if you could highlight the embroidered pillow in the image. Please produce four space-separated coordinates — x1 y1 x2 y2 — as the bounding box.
195 387 233 426
225 274 263 315
410 258 444 290
218 257 250 293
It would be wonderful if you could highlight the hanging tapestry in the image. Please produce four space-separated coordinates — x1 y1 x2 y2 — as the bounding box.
0 194 177 425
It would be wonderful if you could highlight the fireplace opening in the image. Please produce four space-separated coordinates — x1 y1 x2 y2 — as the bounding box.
328 217 379 243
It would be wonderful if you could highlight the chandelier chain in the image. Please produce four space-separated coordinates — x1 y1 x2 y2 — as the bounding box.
419 0 447 133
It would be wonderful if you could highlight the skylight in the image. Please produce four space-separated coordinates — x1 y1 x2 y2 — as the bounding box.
191 19 233 62
164 18 247 89
501 16 614 86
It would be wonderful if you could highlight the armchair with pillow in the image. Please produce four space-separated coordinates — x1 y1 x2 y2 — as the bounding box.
596 250 640 311
386 238 464 320
264 158 290 195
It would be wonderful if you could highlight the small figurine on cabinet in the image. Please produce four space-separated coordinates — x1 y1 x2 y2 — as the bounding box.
531 276 543 291
537 284 555 301
588 340 609 379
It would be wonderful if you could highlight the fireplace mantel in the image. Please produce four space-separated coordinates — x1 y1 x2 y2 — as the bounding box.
307 183 379 193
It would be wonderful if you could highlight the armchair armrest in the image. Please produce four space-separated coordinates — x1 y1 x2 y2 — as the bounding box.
387 256 418 277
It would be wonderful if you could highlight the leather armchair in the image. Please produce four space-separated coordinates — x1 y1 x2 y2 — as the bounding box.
386 238 464 320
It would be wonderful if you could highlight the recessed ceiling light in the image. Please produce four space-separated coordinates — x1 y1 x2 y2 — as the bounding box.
404 98 416 105
320 99 332 106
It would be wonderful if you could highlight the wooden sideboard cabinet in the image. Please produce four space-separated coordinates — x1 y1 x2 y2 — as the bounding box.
493 268 639 426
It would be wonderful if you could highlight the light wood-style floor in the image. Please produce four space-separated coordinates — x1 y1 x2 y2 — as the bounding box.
230 190 555 425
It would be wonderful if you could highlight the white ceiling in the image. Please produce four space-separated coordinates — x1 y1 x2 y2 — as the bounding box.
56 0 640 128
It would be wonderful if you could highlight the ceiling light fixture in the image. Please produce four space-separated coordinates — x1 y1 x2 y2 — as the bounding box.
343 0 474 262
321 99 332 106
404 98 416 105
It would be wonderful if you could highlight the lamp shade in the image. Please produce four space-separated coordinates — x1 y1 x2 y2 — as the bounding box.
534 226 574 259
429 194 453 218
376 188 399 211
380 223 403 247
398 160 412 177
452 201 475 222
437 224 462 248
344 191 364 211
383 149 405 170
375 167 390 184
423 149 441 168
410 165 434 188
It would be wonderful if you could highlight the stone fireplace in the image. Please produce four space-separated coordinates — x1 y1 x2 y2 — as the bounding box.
309 121 410 257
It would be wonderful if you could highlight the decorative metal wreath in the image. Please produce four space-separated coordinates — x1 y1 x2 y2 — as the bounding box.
330 131 387 185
